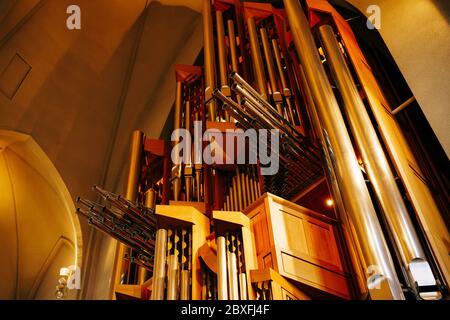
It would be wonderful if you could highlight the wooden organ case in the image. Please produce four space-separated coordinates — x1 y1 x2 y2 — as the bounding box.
76 0 449 301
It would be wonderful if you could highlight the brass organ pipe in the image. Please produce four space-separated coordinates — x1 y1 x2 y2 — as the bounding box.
228 234 240 300
247 17 268 100
229 185 235 211
239 274 248 299
232 176 238 211
180 270 190 300
125 130 144 202
297 64 368 296
124 130 144 284
174 81 182 132
260 27 284 117
185 99 191 132
203 0 217 121
284 0 404 299
271 39 289 91
241 171 248 209
227 20 240 76
151 229 167 300
227 19 240 121
173 81 183 201
250 176 257 202
235 168 243 210
253 172 260 198
245 173 252 205
217 236 228 300
184 85 193 202
319 25 432 286
216 11 230 95
272 39 298 124
185 171 193 202
195 169 202 201
260 28 280 96
167 254 179 300
167 229 180 300
144 188 156 210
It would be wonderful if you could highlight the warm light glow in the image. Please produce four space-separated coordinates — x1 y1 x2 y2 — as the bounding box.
325 198 334 207
59 267 70 276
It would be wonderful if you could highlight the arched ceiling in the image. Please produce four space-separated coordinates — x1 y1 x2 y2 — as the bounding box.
0 130 81 299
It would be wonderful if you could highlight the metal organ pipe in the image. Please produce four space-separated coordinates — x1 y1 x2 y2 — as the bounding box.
216 11 230 96
203 0 217 121
283 0 404 299
318 25 436 291
217 236 228 300
151 228 167 300
247 17 268 100
125 130 144 202
296 64 368 297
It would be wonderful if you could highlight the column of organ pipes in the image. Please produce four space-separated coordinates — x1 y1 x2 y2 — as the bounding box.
151 227 193 300
216 231 248 300
202 4 323 198
172 66 205 203
76 186 157 274
222 166 261 211
247 16 304 126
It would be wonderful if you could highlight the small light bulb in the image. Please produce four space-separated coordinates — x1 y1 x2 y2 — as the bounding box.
59 267 70 276
325 198 334 207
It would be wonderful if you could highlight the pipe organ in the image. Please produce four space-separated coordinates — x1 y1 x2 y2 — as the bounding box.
76 0 449 300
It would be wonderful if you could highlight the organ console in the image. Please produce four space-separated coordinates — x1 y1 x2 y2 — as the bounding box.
76 0 449 301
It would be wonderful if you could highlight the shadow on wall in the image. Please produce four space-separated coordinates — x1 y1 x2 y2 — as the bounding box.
432 0 450 22
0 130 82 299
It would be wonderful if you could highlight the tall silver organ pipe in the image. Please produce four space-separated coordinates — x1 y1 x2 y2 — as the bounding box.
217 236 228 300
318 25 437 293
151 229 167 300
283 0 404 299
296 64 368 296
203 0 217 121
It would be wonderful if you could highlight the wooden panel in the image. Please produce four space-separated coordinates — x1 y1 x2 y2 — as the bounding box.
249 207 271 256
246 193 351 298
271 207 309 256
303 220 343 272
281 252 350 299
263 253 273 269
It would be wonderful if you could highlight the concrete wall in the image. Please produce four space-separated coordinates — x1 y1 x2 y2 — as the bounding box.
348 0 450 157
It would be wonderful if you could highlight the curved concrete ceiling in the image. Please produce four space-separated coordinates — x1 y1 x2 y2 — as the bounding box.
0 130 82 299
